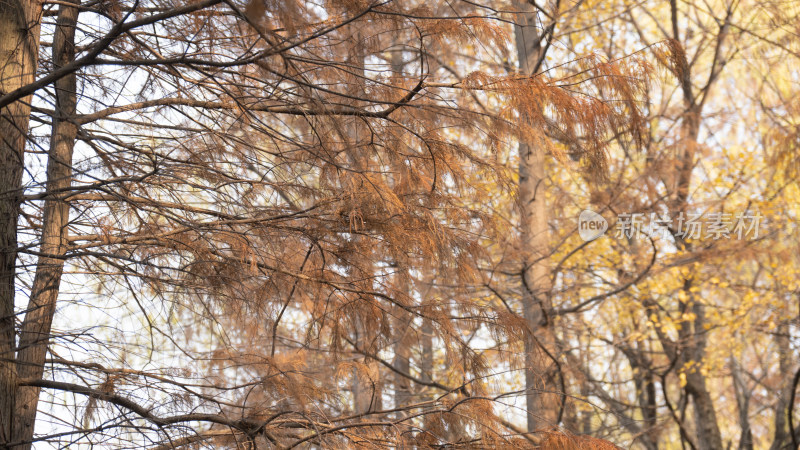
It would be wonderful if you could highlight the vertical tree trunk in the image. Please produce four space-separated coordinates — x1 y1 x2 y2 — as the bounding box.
676 281 723 450
393 326 411 411
392 271 412 415
731 357 753 450
769 322 791 450
344 28 383 417
420 317 433 386
579 380 591 435
351 320 382 415
673 95 724 450
12 1 78 447
514 0 557 433
671 109 724 450
0 0 42 444
631 340 659 450
642 363 658 447
669 1 724 446
389 42 413 417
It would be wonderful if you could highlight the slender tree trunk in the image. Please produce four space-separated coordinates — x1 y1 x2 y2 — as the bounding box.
674 281 723 450
393 324 411 412
351 319 382 415
0 0 42 444
669 2 724 445
579 380 591 435
420 317 433 386
514 0 557 433
12 1 78 447
345 28 383 417
731 357 753 450
389 43 413 418
642 364 658 448
393 271 412 415
672 115 724 450
633 340 659 450
770 322 791 450
673 108 724 450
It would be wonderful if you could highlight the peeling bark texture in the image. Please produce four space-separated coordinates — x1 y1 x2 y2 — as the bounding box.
12 1 78 448
0 0 42 444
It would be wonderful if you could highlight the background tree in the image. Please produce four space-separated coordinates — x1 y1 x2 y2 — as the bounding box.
3 0 797 448
524 0 800 447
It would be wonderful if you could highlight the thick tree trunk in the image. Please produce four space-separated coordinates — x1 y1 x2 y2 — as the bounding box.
514 0 557 433
0 0 42 444
12 1 78 447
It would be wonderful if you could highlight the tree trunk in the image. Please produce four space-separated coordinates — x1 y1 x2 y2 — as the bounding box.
0 0 42 444
393 323 411 412
732 357 753 450
389 44 413 418
351 319 382 415
393 271 412 415
668 2 725 444
12 1 78 447
672 104 724 450
678 284 724 450
770 322 791 450
344 28 383 417
633 340 659 450
514 0 557 433
420 317 433 386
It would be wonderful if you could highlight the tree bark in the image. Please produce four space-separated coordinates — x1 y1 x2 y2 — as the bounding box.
0 0 42 444
389 44 413 418
668 1 725 446
632 340 659 450
344 28 383 417
673 101 724 450
420 317 433 386
12 1 78 447
732 357 753 450
514 0 557 433
770 322 791 450
392 272 412 416
676 282 724 450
